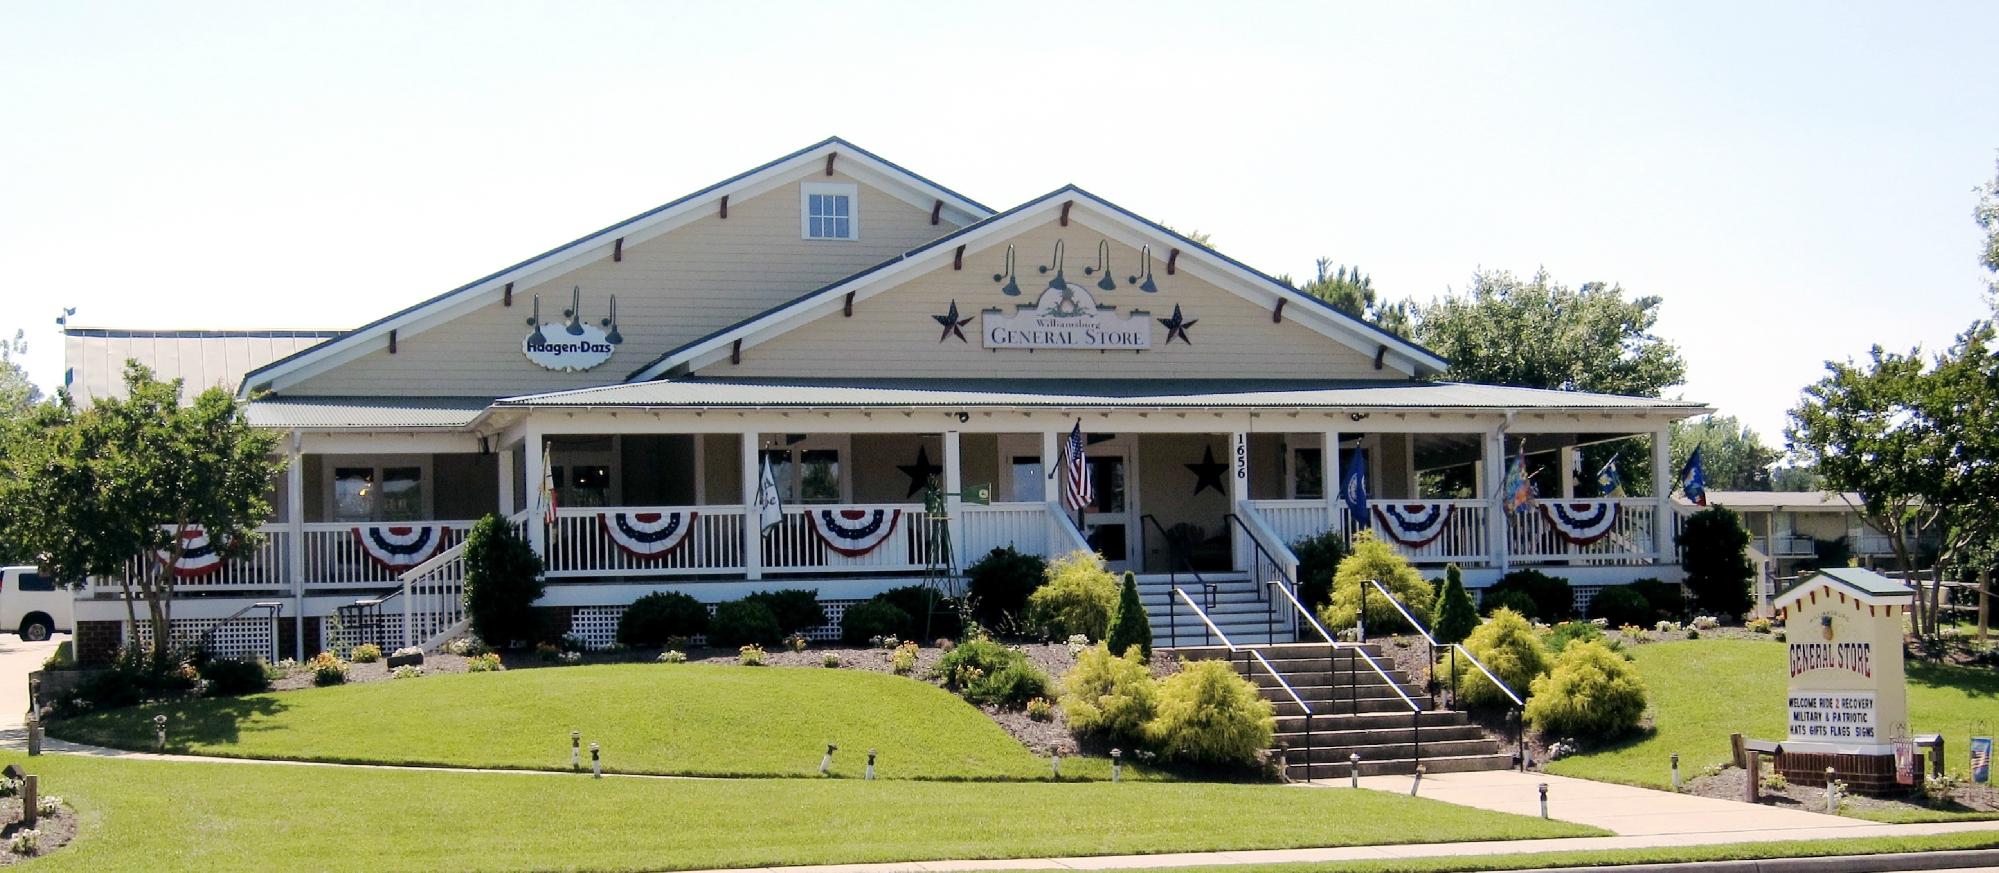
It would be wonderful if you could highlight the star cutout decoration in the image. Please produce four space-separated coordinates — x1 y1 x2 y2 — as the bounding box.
898 446 945 498
932 299 973 343
1157 304 1197 345
1186 445 1228 496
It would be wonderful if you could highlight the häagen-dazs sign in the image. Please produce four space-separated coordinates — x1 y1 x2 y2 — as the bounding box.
523 287 622 372
983 283 1150 350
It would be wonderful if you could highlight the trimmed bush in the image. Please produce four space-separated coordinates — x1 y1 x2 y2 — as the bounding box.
1677 506 1754 618
875 585 962 641
617 591 711 648
1027 550 1119 640
1058 643 1158 744
349 643 382 663
197 656 271 697
968 659 1050 708
1486 569 1574 622
1546 620 1617 654
1442 608 1548 707
708 600 783 648
1146 659 1274 768
1526 639 1648 737
1628 577 1689 621
1479 587 1539 619
934 638 1048 708
309 651 348 687
1105 571 1153 660
966 546 1048 628
839 600 910 646
1430 563 1478 645
1291 530 1348 612
462 513 546 648
1587 585 1652 628
1317 531 1433 632
743 589 827 637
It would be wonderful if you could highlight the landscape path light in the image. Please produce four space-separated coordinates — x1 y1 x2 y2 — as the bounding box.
154 714 167 751
820 743 837 776
1111 748 1122 783
591 742 601 779
25 712 40 757
1538 783 1549 819
1051 752 1061 780
1409 764 1424 797
4 766 36 829
1349 753 1360 788
1671 753 1681 791
571 731 581 771
1825 767 1837 813
866 749 877 781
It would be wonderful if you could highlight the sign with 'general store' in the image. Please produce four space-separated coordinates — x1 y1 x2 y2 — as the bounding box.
983 284 1151 350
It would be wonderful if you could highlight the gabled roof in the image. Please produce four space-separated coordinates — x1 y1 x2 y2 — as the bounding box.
236 137 991 398
624 185 1451 381
1773 567 1913 613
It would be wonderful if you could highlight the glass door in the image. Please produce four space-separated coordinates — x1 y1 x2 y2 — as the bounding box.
1081 449 1136 572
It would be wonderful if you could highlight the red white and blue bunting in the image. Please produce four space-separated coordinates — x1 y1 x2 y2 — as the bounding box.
352 524 450 571
600 511 699 558
807 508 902 557
1370 503 1454 548
156 525 226 578
1538 501 1622 546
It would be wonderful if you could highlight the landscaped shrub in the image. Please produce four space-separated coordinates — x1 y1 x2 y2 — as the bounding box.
615 592 710 648
391 664 424 679
1442 608 1548 707
737 644 767 666
1317 531 1433 633
934 637 1049 707
1479 587 1539 619
890 640 918 675
1058 643 1157 744
1627 578 1688 620
1027 550 1119 640
1546 620 1618 654
743 589 827 637
1145 659 1273 768
875 585 962 641
465 652 504 672
708 600 783 648
1291 530 1348 613
1677 506 1754 618
969 659 1050 708
1105 571 1153 659
1430 564 1478 645
1587 585 1653 627
1485 569 1575 622
839 600 911 646
966 546 1048 628
196 656 270 697
1025 697 1054 721
349 643 382 663
657 649 688 664
1525 640 1648 737
308 652 347 687
462 513 545 648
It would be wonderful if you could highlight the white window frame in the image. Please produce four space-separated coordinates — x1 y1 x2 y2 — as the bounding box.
800 182 859 241
320 454 434 522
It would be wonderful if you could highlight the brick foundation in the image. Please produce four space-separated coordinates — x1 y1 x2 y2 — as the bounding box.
75 620 123 665
1776 750 1926 796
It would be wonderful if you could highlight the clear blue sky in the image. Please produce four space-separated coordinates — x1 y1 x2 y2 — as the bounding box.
3 1 1994 443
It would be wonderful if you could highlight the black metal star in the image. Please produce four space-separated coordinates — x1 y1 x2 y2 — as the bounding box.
1186 445 1227 496
932 300 973 343
898 446 944 498
1158 304 1196 345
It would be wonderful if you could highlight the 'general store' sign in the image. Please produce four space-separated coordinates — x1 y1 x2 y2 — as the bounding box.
983 284 1151 350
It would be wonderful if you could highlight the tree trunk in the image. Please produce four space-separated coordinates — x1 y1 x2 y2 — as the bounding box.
1978 567 1991 645
119 577 141 655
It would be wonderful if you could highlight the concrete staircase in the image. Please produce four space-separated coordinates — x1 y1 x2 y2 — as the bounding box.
1178 642 1516 780
1138 573 1293 647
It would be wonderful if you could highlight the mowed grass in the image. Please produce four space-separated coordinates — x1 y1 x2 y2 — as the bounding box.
1546 638 1999 796
13 754 1598 872
53 663 1142 780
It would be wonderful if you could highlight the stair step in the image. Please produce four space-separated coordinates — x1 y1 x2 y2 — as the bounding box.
1273 710 1468 731
1285 753 1517 779
1269 694 1434 716
1276 725 1494 749
1282 738 1503 764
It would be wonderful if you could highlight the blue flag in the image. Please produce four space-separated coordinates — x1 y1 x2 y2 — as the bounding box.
1680 446 1708 506
1597 455 1626 498
1341 448 1369 520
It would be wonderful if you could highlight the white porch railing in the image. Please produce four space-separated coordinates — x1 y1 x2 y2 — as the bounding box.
960 502 1053 560
764 504 942 573
543 507 747 578
113 523 293 591
1244 499 1492 565
1244 500 1332 553
298 521 478 588
1507 498 1659 564
1046 502 1093 556
398 539 470 649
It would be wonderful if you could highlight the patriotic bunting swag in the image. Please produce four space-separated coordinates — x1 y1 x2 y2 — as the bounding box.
808 508 902 557
352 524 450 571
1370 503 1455 548
600 511 699 558
1537 501 1623 545
156 525 226 578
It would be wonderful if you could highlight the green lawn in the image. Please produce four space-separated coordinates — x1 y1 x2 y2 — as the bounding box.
13 754 1597 872
1547 639 1999 797
52 663 1148 781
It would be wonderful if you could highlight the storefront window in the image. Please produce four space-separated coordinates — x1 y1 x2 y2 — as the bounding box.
333 467 376 522
1292 448 1324 499
381 467 424 521
562 464 611 507
760 450 796 502
799 449 840 503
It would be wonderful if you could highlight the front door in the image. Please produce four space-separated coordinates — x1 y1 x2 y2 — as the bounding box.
1081 445 1136 572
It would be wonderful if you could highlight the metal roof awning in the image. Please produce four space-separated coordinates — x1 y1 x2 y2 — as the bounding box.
246 396 495 430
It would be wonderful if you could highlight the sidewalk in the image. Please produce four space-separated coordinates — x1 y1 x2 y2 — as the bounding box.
1351 769 1873 837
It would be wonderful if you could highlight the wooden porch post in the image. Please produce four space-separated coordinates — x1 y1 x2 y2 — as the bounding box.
1323 430 1342 534
524 426 547 557
1042 430 1061 501
1230 432 1250 571
1652 424 1673 562
497 448 516 516
943 430 964 567
286 431 306 662
1558 446 1577 499
741 431 763 581
1484 428 1509 572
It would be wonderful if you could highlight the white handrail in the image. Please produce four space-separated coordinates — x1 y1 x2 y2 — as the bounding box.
1249 649 1312 717
1365 579 1523 709
1172 587 1237 649
1266 578 1419 713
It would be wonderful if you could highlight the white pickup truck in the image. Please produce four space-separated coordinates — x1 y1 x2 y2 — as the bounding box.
0 566 74 641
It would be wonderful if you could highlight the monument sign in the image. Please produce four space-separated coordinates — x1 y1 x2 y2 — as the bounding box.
1771 567 1916 794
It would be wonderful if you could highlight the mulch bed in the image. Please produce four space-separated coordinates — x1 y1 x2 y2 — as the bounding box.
1687 764 1999 818
0 798 75 865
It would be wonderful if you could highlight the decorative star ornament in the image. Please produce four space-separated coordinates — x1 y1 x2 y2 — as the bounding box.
933 300 973 343
898 446 945 498
1186 445 1227 496
1157 304 1196 345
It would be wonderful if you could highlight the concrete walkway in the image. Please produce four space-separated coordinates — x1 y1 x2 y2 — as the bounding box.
1352 768 1874 837
0 633 65 730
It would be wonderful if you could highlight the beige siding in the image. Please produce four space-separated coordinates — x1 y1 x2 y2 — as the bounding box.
850 434 941 503
701 434 741 505
1135 433 1233 572
701 221 1394 381
66 331 333 403
288 173 957 397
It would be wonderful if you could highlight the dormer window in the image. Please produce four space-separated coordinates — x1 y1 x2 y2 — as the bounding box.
801 182 858 240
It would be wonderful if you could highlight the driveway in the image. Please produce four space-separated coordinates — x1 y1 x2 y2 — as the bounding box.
0 633 67 729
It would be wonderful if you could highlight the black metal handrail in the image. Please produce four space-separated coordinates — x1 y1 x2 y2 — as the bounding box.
1169 587 1316 778
1362 579 1526 770
1224 512 1298 643
1264 577 1423 770
1142 515 1220 650
197 600 285 663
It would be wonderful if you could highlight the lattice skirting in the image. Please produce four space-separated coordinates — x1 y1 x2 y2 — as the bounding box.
563 600 864 650
131 617 280 661
323 615 406 656
1470 585 1607 617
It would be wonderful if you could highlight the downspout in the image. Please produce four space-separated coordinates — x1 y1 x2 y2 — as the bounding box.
1490 410 1517 573
289 429 307 661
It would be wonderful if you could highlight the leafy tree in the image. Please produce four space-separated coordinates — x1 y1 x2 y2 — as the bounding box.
1105 571 1153 659
462 513 546 647
1769 465 1822 491
1415 269 1686 397
1292 260 1414 338
1670 415 1779 492
1318 530 1433 633
1430 563 1478 645
0 329 38 420
1977 154 1998 297
1676 506 1754 618
0 362 281 665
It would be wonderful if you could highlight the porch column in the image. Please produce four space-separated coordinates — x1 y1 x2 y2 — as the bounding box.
1323 430 1342 533
740 431 763 581
497 448 516 517
524 426 546 557
1558 446 1577 499
286 432 306 662
1230 432 1250 570
1485 428 1509 571
1651 423 1673 562
943 430 965 567
1042 429 1061 503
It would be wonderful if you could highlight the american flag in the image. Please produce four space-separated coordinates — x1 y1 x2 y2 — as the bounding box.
1063 420 1094 513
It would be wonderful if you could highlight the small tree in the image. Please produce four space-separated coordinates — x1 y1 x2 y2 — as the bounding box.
1677 506 1753 618
1430 564 1478 645
0 363 281 667
1105 571 1153 660
462 513 545 647
1318 531 1433 633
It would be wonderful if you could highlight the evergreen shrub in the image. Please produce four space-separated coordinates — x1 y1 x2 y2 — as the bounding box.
1443 608 1549 707
1027 550 1119 640
1318 531 1433 632
708 600 783 648
1146 659 1274 768
1058 643 1157 744
617 592 711 648
1526 640 1648 737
